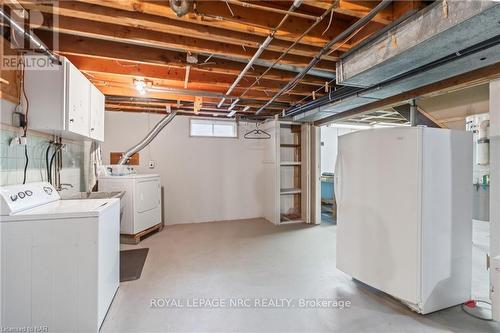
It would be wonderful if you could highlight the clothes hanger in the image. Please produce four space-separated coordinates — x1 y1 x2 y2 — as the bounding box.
244 122 271 139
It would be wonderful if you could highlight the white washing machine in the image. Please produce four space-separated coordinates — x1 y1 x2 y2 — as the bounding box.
0 182 120 332
98 174 162 235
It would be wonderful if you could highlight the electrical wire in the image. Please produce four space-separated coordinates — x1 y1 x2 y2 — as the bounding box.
39 141 51 181
22 145 28 184
461 300 493 321
21 54 29 137
48 144 63 185
20 54 30 184
45 143 53 182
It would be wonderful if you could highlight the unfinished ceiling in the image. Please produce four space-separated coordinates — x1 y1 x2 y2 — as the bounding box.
332 83 490 129
417 83 489 129
2 0 426 118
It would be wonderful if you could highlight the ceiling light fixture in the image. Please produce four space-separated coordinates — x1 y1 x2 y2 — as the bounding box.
133 79 148 95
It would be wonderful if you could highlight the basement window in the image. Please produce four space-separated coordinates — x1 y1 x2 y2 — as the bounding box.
190 118 238 138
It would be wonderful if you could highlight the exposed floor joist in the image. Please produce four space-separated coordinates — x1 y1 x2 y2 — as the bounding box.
4 0 426 116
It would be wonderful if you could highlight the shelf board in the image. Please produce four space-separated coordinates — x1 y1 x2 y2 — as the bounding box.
280 188 302 195
280 144 300 148
280 161 301 166
280 219 305 225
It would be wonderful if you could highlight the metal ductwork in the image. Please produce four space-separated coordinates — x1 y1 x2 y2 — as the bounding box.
118 111 177 165
169 0 191 17
290 2 500 123
337 1 499 88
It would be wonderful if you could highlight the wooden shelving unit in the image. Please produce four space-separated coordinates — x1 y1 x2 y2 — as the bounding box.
279 123 307 224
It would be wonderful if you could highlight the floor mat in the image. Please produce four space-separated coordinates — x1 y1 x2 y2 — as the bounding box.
120 248 149 282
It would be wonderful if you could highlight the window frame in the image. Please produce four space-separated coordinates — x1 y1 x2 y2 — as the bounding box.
189 118 239 138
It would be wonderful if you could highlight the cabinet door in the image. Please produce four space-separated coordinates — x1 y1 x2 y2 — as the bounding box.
90 85 105 142
66 63 90 137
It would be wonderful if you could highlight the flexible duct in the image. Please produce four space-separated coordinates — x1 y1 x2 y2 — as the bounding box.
118 111 177 165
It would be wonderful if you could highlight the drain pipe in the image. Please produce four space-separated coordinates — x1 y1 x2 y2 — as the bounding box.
118 111 177 165
255 0 393 115
216 0 304 109
0 6 61 65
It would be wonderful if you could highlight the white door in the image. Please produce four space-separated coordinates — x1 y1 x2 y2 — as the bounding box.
90 85 105 142
136 179 160 213
336 128 421 304
66 63 90 137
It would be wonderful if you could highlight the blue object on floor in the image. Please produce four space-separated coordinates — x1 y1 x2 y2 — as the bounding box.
321 176 335 202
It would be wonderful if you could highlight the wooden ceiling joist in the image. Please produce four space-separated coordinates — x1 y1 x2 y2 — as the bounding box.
26 1 345 60
105 97 289 111
75 0 355 49
8 1 427 116
302 0 393 25
35 31 319 82
66 55 323 96
37 15 337 72
86 71 314 100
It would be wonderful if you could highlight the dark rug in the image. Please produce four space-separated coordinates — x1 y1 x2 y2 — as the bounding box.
120 248 149 282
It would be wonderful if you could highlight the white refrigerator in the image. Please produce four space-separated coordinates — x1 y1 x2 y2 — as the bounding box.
335 126 472 314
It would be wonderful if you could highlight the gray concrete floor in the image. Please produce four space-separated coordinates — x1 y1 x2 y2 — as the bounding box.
102 219 500 333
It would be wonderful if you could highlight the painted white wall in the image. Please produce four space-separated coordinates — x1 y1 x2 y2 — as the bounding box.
320 126 355 174
101 112 268 225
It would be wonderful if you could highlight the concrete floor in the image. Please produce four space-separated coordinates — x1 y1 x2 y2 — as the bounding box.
102 219 500 333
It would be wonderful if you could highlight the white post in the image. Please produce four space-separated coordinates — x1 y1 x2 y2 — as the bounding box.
489 79 500 321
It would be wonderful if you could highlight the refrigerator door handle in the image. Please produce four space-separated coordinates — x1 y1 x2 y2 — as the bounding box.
334 153 342 205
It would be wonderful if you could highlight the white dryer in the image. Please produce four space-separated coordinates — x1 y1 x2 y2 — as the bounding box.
0 182 120 332
98 174 162 235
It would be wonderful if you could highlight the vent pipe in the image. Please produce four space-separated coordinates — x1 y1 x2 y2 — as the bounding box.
169 0 191 17
118 111 177 165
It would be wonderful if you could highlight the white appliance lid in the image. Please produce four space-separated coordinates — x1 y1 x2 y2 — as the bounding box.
1 198 119 222
0 182 60 215
98 173 160 179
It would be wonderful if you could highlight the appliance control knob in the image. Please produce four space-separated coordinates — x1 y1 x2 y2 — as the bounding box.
43 186 53 195
10 194 18 202
25 190 33 196
18 192 26 199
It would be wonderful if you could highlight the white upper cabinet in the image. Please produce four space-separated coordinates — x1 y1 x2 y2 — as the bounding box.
25 56 105 141
90 84 105 142
67 62 91 137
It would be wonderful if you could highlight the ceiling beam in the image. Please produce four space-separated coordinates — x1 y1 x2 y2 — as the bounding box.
66 55 324 94
35 31 331 88
25 1 345 60
86 71 315 99
302 0 393 25
74 0 354 49
37 14 337 71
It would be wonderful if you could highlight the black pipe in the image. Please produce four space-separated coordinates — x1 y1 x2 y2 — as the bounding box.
255 0 394 115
